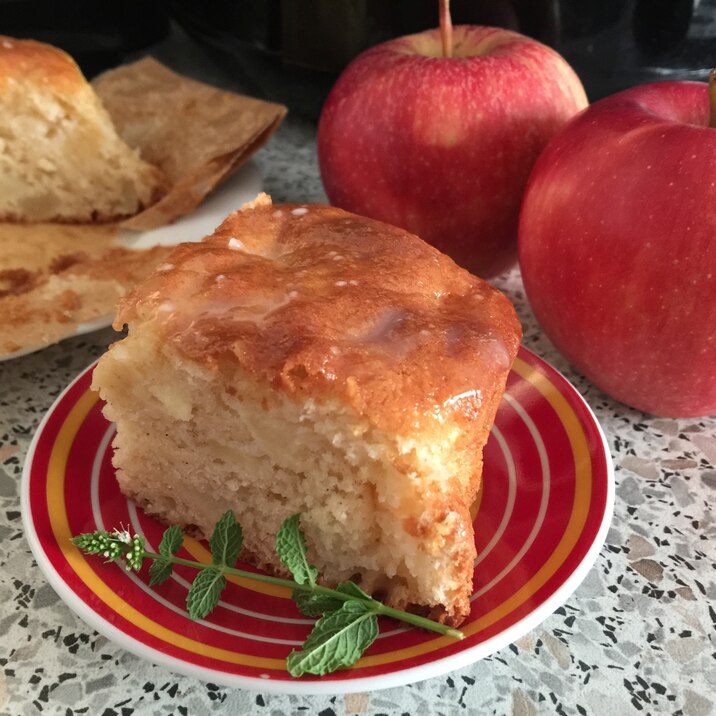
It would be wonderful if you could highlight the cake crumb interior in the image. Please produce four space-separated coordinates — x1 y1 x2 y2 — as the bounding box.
94 331 476 619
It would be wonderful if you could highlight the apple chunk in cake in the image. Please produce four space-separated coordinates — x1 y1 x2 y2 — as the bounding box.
92 194 521 626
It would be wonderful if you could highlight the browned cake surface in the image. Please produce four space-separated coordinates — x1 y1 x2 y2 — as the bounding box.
119 195 522 442
0 36 81 90
0 242 172 355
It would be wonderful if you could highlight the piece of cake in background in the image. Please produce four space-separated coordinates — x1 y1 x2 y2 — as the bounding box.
0 36 165 223
92 194 522 626
0 44 287 359
0 222 173 357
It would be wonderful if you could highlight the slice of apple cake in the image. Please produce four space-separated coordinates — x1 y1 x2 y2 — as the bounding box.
92 194 521 625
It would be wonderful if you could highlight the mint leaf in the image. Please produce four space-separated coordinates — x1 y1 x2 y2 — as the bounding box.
186 568 225 619
158 525 183 556
276 514 317 587
287 601 378 677
337 581 372 602
148 558 173 586
209 511 243 568
292 582 373 616
292 590 343 616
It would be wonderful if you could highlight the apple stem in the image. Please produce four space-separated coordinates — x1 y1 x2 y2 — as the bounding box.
709 69 716 128
439 0 453 58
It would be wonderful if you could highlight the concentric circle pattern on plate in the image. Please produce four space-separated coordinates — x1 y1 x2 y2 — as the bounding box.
22 346 613 694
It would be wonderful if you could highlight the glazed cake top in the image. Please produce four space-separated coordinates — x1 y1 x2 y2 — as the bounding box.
116 194 522 436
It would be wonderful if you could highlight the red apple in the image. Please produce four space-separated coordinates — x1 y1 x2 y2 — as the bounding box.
318 24 587 277
519 79 716 417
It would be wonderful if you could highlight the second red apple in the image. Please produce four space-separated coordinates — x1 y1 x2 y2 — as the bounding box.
318 25 587 277
519 79 716 417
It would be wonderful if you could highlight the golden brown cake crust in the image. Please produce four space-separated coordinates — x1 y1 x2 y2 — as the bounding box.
0 36 83 92
117 195 522 440
0 244 173 356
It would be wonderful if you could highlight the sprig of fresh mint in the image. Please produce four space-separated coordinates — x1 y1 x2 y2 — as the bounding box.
72 512 464 677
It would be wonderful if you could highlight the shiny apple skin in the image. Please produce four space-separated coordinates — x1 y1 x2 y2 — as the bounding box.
519 81 716 417
318 26 587 278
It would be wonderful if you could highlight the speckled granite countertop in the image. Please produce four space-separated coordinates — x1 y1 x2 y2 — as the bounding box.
1 27 715 716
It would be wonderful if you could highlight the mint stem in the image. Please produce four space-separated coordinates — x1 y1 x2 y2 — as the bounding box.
370 601 464 640
144 550 464 640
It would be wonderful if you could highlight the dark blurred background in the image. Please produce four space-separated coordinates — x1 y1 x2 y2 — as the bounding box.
3 0 716 113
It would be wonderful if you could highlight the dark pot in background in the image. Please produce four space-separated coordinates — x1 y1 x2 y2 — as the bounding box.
1 0 170 77
170 0 716 100
3 0 715 113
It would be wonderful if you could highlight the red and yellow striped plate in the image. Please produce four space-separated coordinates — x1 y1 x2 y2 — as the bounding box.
21 346 613 694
